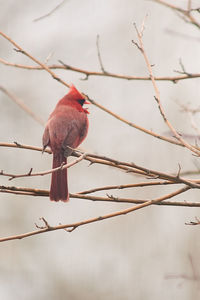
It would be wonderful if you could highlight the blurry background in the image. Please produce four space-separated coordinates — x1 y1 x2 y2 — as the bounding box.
1 0 200 299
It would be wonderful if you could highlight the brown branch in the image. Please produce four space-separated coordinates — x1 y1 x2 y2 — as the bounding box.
0 31 70 89
0 186 48 196
0 186 191 242
0 142 144 177
1 142 200 188
0 153 86 181
78 152 200 189
0 86 45 126
133 22 200 157
87 95 184 147
1 57 200 82
153 0 200 29
72 190 200 207
0 142 51 154
0 142 155 177
78 180 175 194
1 185 200 208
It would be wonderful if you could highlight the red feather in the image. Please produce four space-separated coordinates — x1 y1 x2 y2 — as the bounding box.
42 85 89 202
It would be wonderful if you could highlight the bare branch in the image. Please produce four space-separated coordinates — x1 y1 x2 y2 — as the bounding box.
132 22 200 157
78 180 175 194
153 0 200 29
0 186 191 242
0 153 87 181
0 31 70 89
0 142 51 154
1 142 200 188
96 35 107 73
0 86 45 126
33 0 67 22
86 95 185 147
2 185 200 208
0 185 48 196
174 58 193 77
185 216 200 225
1 57 200 83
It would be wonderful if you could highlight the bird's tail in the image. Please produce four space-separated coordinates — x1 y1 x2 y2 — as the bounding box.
50 152 68 202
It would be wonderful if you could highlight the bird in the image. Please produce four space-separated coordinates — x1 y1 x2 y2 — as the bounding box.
42 84 89 202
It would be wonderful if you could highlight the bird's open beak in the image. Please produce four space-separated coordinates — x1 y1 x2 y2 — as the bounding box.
84 100 90 104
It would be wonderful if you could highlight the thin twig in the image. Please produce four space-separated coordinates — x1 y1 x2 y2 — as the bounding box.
0 31 70 89
33 0 67 22
186 217 200 225
96 35 106 73
153 0 200 29
0 142 51 153
0 153 87 181
179 105 200 136
0 86 45 126
87 95 184 147
174 58 193 77
78 180 174 194
133 22 200 157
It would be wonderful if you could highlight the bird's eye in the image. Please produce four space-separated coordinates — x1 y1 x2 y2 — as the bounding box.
78 99 85 106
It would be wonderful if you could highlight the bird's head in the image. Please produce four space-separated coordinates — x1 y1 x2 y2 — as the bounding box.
68 84 90 114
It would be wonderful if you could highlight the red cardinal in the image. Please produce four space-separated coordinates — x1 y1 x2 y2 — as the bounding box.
42 85 89 202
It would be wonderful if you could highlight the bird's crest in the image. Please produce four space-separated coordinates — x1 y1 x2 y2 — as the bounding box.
69 84 84 100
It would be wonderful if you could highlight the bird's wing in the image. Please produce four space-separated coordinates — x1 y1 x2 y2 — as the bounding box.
42 126 50 151
62 119 84 157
